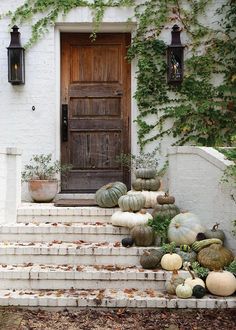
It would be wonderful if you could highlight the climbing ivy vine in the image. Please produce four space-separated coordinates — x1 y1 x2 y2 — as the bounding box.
1 0 236 149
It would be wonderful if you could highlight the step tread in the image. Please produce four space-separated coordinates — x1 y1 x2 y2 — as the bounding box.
0 222 129 234
0 241 160 255
0 289 235 308
0 264 189 280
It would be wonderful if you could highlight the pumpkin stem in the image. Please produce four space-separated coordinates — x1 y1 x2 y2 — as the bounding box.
172 269 179 276
212 223 220 231
164 192 169 197
187 266 196 280
143 250 151 256
105 183 113 189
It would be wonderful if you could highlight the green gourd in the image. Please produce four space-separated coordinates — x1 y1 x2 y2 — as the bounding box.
204 223 225 242
95 182 127 208
132 177 161 191
118 193 145 212
135 168 157 179
131 225 155 246
192 238 223 252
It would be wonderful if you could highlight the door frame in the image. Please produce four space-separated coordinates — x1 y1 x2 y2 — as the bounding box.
54 23 137 192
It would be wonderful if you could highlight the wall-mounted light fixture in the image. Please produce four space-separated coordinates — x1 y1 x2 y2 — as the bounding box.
7 25 25 85
167 24 184 85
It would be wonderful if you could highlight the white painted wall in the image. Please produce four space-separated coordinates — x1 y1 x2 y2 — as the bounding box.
0 1 227 200
0 147 21 223
168 146 236 254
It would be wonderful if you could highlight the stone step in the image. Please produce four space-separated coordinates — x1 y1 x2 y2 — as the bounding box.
0 264 190 290
17 203 118 224
0 288 235 308
0 242 160 265
0 223 129 243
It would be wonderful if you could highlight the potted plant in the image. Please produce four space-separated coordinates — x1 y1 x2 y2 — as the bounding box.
22 154 71 202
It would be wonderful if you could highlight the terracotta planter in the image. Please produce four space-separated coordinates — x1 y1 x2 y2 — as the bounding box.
28 180 58 202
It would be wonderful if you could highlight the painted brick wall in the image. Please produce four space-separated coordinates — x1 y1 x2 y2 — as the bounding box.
168 147 236 254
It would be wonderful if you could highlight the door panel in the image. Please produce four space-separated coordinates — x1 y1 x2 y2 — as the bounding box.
61 33 131 192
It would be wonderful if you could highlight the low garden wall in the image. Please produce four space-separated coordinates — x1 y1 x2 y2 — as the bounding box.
0 147 21 224
168 146 236 253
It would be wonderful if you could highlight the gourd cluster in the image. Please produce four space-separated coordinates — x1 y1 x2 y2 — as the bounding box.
95 180 236 298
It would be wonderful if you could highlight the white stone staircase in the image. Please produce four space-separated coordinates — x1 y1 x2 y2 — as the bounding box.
0 203 235 308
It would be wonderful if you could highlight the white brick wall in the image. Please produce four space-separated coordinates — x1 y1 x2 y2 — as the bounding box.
0 147 21 223
168 147 236 253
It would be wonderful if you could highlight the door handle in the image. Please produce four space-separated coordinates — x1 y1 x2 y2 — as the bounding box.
62 104 68 142
115 90 123 96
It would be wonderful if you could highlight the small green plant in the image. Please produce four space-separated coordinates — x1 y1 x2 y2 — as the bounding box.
161 242 176 254
116 147 160 170
148 214 172 244
22 154 72 181
191 261 209 279
225 260 236 276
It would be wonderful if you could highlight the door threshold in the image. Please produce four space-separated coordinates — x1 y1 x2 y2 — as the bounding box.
55 193 95 201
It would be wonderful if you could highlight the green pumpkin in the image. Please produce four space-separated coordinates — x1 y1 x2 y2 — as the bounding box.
135 168 157 179
95 182 127 208
118 194 145 212
132 178 161 191
131 225 155 246
140 249 164 269
176 248 197 263
152 204 180 219
192 285 206 298
204 223 225 242
197 243 234 270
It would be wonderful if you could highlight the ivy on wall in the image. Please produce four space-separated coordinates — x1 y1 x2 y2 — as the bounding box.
1 0 236 149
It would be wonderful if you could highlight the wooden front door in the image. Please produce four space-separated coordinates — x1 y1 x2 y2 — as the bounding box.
61 33 131 193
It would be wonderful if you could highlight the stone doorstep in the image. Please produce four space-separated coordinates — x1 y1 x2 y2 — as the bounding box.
0 223 129 242
0 289 235 308
0 242 161 265
0 265 190 290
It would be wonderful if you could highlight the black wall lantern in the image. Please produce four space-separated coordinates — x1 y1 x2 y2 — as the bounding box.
7 25 25 85
167 24 184 84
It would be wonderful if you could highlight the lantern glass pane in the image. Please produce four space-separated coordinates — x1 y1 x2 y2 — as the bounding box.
8 48 24 84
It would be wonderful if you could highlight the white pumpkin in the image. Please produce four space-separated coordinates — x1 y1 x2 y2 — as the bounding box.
128 190 165 208
176 283 193 298
111 210 153 229
168 213 205 245
184 267 205 289
160 253 182 271
206 271 236 296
